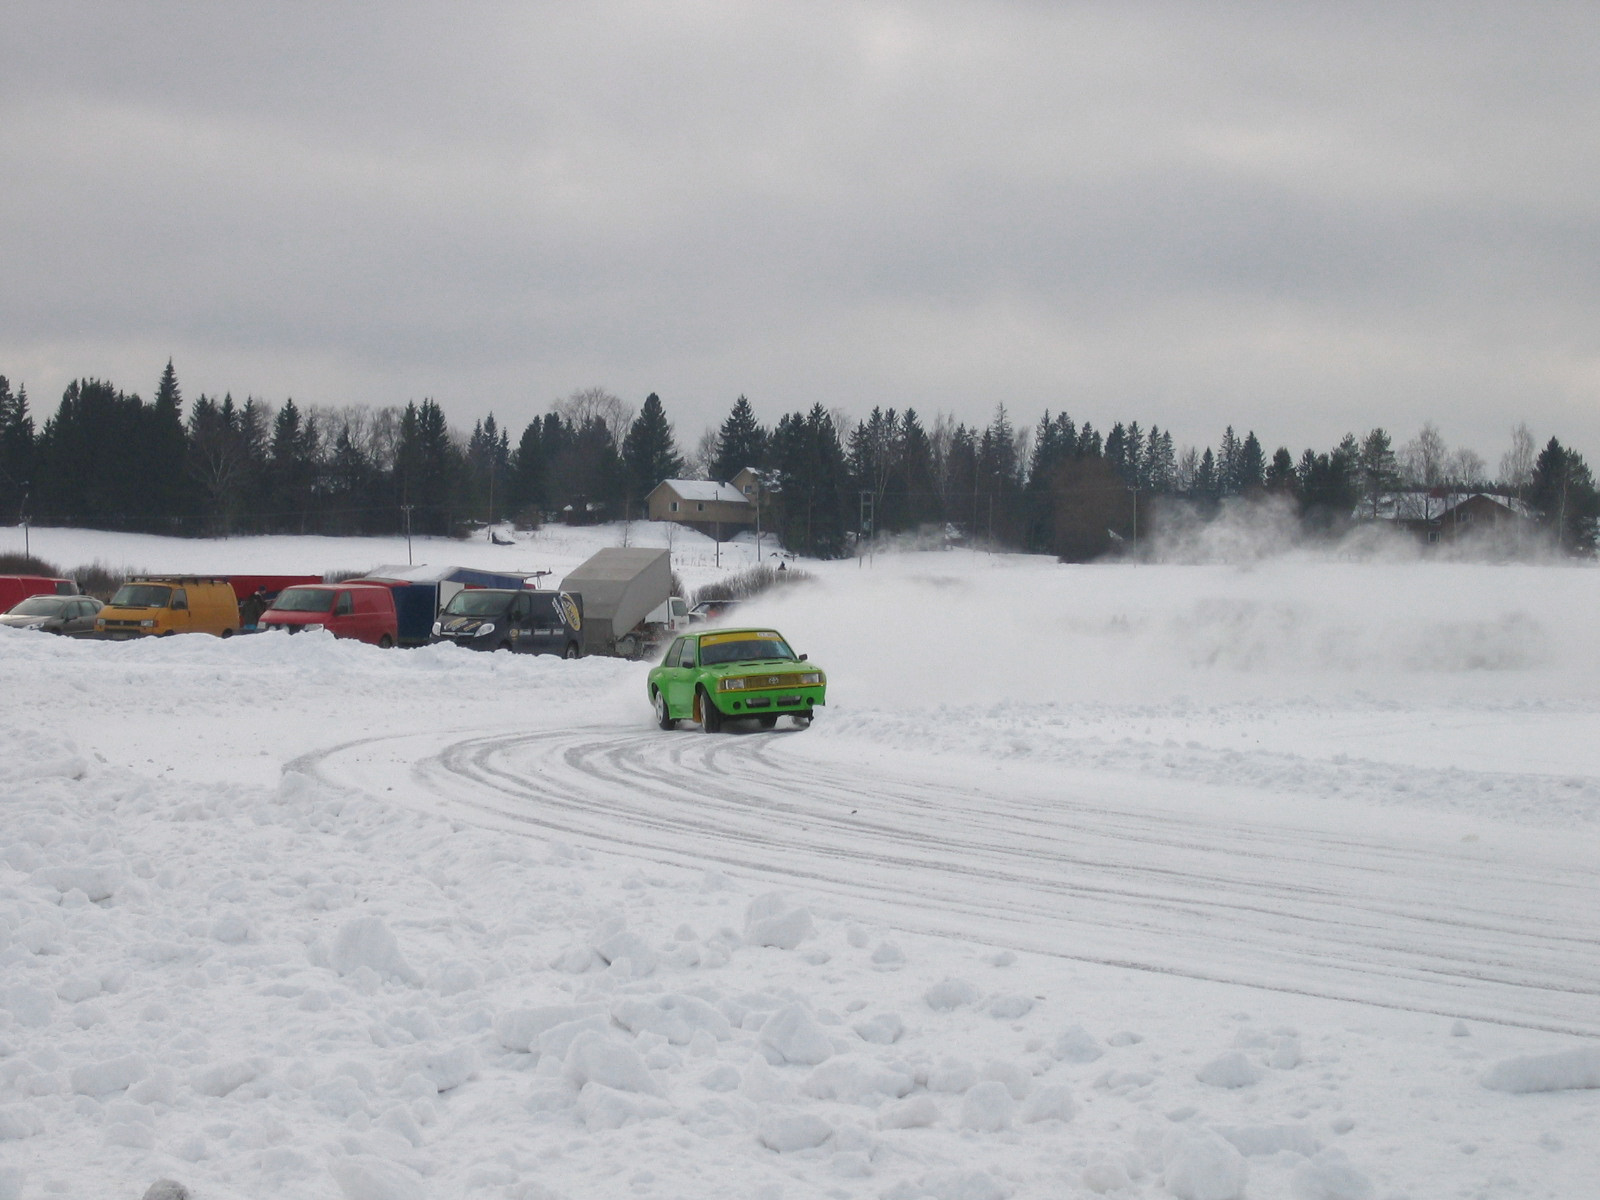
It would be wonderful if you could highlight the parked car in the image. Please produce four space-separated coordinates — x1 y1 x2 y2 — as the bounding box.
429 588 583 657
0 594 103 635
259 583 399 647
646 627 825 732
93 576 241 639
688 598 742 624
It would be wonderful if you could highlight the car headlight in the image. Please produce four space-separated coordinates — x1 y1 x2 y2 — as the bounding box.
719 677 747 691
799 672 823 685
305 623 324 632
474 623 496 637
95 619 105 629
431 621 442 636
139 619 156 628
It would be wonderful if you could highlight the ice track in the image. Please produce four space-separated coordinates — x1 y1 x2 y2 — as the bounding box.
293 723 1600 1038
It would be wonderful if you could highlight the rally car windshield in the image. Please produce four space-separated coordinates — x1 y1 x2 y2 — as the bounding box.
270 588 335 613
699 637 794 666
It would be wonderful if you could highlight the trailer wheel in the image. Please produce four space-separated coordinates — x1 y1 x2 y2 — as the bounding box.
697 687 723 733
653 689 677 731
378 634 394 649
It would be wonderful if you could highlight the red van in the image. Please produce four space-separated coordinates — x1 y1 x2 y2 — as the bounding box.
259 583 398 647
0 575 79 612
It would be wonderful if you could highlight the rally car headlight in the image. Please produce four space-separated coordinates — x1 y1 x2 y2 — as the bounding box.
799 672 822 686
719 677 747 691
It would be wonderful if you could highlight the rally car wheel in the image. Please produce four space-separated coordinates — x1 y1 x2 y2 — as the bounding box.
757 715 778 730
792 712 813 729
697 687 723 733
653 689 677 731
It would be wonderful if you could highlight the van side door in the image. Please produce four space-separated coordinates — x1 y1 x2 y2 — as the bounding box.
168 587 191 633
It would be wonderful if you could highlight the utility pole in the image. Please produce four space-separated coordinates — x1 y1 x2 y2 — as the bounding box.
858 490 875 567
402 504 415 565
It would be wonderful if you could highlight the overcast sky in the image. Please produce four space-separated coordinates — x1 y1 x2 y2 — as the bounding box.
4 2 1598 466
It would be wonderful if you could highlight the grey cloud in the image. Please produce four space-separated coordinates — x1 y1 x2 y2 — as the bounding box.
3 1 1598 461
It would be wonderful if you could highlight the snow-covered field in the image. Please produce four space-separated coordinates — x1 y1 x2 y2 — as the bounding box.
2 521 1598 1200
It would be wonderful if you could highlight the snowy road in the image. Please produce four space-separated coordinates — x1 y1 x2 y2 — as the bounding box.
296 722 1600 1040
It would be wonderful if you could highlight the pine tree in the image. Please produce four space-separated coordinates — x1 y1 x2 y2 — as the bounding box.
0 377 35 520
1237 431 1266 492
1359 428 1400 517
621 393 684 514
1530 438 1600 553
711 395 766 483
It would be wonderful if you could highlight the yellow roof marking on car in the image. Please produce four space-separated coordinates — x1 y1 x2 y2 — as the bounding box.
699 630 783 647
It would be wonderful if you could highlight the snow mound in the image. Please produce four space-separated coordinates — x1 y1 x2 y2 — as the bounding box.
329 917 421 985
1482 1046 1600 1093
1163 1127 1250 1200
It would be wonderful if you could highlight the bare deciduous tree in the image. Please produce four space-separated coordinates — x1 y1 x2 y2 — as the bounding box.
557 387 633 445
1498 422 1536 491
1400 421 1448 487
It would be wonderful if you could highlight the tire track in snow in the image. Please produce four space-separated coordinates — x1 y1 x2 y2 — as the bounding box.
291 724 1600 1037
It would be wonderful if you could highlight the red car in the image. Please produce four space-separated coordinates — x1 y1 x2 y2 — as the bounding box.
260 583 399 647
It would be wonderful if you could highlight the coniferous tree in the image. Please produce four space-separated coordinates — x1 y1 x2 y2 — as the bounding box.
848 407 899 536
1266 447 1297 494
1237 431 1266 492
510 417 550 520
710 395 766 483
896 408 939 530
1359 428 1401 517
1530 438 1599 553
621 393 684 515
148 360 190 526
0 377 35 520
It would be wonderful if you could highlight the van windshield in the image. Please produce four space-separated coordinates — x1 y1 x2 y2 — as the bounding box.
110 584 172 608
442 590 512 617
271 587 335 613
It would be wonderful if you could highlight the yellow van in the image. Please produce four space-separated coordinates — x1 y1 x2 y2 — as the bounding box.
94 576 242 640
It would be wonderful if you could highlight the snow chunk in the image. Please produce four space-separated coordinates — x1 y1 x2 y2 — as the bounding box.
577 1081 672 1130
329 917 421 986
1215 1123 1321 1158
853 1013 904 1044
565 1031 664 1096
30 865 121 902
329 1154 426 1200
759 1111 833 1152
1196 1050 1263 1089
924 979 980 1011
888 1168 1012 1200
1482 1046 1600 1093
0 1107 42 1141
987 994 1034 1019
1 986 54 1028
1053 1025 1104 1063
1163 1127 1249 1200
71 1054 149 1097
1019 1084 1075 1123
494 1004 604 1052
539 1015 611 1061
190 1059 264 1098
960 1080 1015 1131
759 1003 835 1066
871 941 906 968
802 1056 914 1104
1291 1150 1375 1200
412 1045 479 1093
928 1058 978 1093
879 1095 941 1129
979 1059 1032 1100
612 994 731 1045
593 928 657 977
744 892 814 949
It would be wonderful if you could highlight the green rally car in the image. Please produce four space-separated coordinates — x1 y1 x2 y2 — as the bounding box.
647 627 826 731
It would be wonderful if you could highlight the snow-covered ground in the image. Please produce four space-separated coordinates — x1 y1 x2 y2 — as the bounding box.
2 521 1598 1200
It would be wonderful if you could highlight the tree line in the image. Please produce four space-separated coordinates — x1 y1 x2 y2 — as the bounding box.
0 363 1594 557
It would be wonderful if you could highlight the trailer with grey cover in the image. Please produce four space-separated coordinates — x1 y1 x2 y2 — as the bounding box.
559 547 689 659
